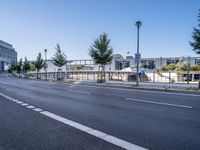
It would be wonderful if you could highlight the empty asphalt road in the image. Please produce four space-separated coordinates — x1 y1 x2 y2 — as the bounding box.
0 75 200 150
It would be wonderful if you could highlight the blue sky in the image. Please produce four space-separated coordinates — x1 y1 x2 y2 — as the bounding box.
0 0 200 60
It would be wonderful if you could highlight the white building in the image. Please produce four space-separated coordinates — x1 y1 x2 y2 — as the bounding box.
42 54 200 72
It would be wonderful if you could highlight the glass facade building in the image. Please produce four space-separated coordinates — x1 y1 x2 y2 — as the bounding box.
0 40 17 73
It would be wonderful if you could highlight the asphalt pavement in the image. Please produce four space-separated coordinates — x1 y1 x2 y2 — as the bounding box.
0 75 200 150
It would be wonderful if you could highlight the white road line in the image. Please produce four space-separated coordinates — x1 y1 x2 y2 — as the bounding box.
26 105 36 109
13 100 20 102
67 90 91 95
125 98 193 109
33 108 43 112
77 84 200 97
21 103 29 106
41 111 148 150
8 97 16 101
16 101 24 104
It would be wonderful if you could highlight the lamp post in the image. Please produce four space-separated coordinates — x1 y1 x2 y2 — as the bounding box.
44 49 47 80
135 21 142 86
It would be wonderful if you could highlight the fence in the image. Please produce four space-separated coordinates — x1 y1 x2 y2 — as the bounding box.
146 71 200 83
23 70 200 85
26 71 136 81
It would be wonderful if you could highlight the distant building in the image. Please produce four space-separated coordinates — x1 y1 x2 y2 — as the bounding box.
0 40 17 72
42 54 200 72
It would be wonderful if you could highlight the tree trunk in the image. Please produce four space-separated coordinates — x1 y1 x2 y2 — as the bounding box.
97 65 105 83
37 70 39 79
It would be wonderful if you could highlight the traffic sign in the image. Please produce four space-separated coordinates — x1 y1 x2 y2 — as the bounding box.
135 53 141 63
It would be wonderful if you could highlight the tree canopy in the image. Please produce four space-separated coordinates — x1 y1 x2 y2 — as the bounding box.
52 44 67 68
23 57 31 73
33 53 44 72
88 33 113 67
190 9 200 54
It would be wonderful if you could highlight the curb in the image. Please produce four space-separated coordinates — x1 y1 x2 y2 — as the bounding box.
77 82 200 94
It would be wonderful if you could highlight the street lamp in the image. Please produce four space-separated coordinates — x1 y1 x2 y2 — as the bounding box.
44 49 47 80
135 20 142 86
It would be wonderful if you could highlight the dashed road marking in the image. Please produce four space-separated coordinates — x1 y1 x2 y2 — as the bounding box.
0 92 148 150
33 108 43 112
26 105 36 109
16 101 24 104
67 90 91 95
21 103 29 106
125 98 193 109
41 111 148 150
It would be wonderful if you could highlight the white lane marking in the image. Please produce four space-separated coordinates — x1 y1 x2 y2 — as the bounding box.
13 100 20 102
21 103 29 106
41 111 148 150
67 90 91 95
8 97 16 101
33 108 43 112
26 105 36 109
0 92 44 112
125 98 193 109
16 101 24 104
76 84 200 97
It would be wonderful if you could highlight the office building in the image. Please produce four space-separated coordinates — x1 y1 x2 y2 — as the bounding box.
0 40 17 72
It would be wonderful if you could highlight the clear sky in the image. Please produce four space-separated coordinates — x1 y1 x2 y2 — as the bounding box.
0 0 200 60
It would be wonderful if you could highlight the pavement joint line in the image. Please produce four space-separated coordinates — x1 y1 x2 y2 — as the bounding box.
40 111 148 150
67 90 91 95
125 98 193 109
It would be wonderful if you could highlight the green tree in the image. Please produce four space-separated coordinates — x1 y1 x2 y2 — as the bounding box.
72 65 84 70
33 53 44 79
140 63 148 68
30 63 36 71
23 57 31 73
175 61 190 72
161 64 176 71
8 62 18 73
52 44 67 70
192 65 200 71
88 33 113 81
190 9 200 54
16 58 23 77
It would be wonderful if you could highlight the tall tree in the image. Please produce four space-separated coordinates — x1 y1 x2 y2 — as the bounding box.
190 9 200 54
52 44 67 70
23 56 31 73
33 53 44 79
16 58 23 77
88 33 113 81
8 62 18 73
